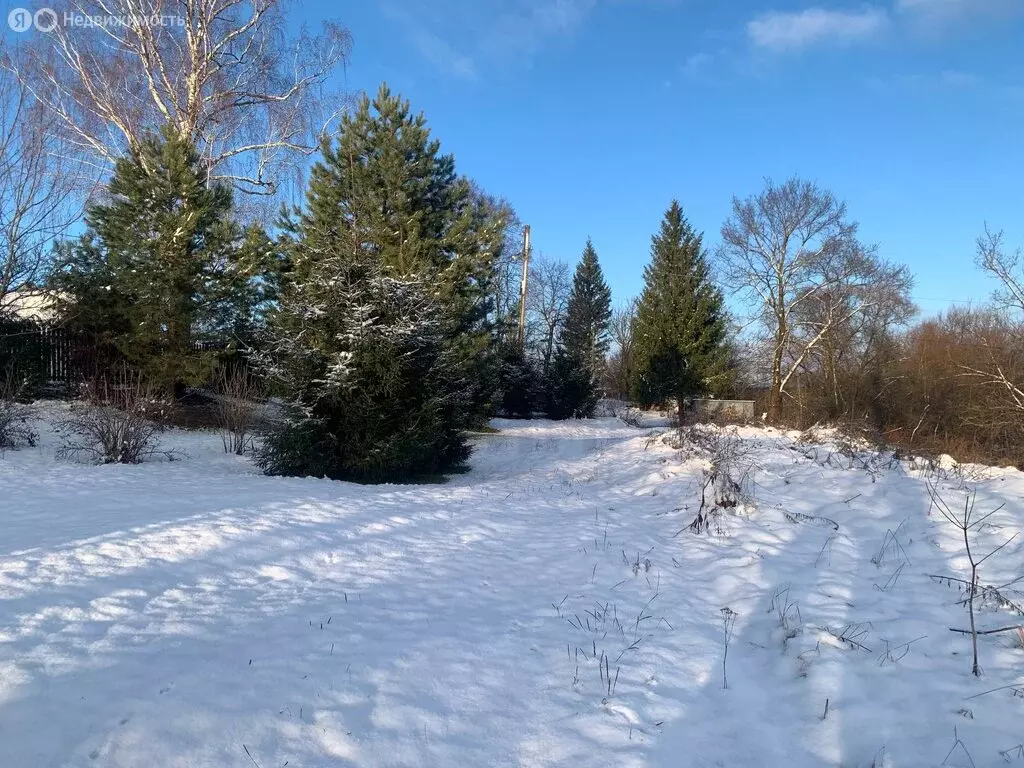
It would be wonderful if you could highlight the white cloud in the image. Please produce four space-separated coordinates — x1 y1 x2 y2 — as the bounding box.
382 0 597 79
681 52 712 77
747 7 889 51
408 29 478 81
483 0 596 61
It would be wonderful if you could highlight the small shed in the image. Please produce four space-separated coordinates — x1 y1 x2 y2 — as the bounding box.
690 398 756 423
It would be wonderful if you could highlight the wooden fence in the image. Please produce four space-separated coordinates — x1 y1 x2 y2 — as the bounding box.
0 319 236 392
0 320 95 389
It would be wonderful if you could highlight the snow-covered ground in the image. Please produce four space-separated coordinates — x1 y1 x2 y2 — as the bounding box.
2 412 1024 767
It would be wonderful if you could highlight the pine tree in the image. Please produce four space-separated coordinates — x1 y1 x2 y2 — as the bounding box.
52 126 255 393
258 84 499 481
630 201 731 419
293 84 506 426
545 239 612 419
258 249 470 481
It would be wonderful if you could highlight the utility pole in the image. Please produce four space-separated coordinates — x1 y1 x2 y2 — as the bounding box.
516 224 531 349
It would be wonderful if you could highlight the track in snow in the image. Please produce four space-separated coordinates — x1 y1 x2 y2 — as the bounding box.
1 415 1023 767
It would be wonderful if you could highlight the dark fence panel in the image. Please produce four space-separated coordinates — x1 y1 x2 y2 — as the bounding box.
0 320 244 395
0 320 96 392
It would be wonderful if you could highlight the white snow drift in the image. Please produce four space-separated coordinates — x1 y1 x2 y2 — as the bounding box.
1 413 1023 767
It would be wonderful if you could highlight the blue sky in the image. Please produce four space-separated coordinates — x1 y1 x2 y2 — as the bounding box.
321 0 1023 315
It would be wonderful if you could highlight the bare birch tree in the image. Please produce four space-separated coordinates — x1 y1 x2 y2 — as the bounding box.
718 177 893 422
9 0 351 201
482 193 524 334
0 59 79 316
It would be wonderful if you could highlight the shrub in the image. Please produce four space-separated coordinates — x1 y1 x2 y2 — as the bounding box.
673 426 757 534
0 366 38 450
213 366 263 455
0 401 37 450
620 406 644 427
55 372 174 464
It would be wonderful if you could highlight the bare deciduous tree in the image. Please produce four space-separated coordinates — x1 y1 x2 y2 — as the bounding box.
10 0 351 200
977 227 1024 314
527 255 571 375
794 264 914 414
718 177 896 422
604 298 637 399
0 59 79 315
482 193 524 334
965 227 1024 411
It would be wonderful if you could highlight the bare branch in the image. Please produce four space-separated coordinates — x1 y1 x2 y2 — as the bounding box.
0 61 81 314
10 0 352 206
717 177 910 422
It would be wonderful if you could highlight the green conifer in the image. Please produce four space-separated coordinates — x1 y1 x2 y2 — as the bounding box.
630 201 731 419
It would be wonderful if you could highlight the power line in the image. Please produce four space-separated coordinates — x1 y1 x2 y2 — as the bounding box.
910 296 982 305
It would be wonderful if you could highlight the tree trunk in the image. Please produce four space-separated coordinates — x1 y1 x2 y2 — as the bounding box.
770 290 786 423
543 326 556 376
767 381 782 424
768 342 784 423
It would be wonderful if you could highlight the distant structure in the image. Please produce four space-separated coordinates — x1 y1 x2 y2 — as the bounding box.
2 287 63 323
691 398 755 423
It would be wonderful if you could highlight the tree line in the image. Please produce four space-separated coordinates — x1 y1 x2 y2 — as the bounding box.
1 0 1023 477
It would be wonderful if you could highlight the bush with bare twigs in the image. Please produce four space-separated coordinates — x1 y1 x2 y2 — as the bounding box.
618 406 644 428
55 373 177 464
668 425 757 534
793 424 903 481
0 366 37 450
212 367 264 455
0 399 35 450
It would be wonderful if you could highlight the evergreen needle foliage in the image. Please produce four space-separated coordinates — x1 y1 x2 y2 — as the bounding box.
259 84 505 482
494 340 538 418
546 239 612 419
631 201 731 418
51 126 268 394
